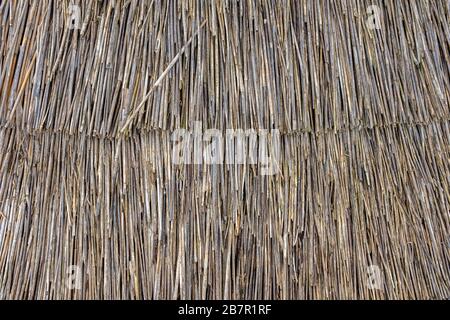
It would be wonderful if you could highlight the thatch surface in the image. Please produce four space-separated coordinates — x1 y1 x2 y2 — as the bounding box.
0 0 449 299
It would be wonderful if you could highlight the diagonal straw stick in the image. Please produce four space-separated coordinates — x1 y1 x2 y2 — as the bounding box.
120 19 207 134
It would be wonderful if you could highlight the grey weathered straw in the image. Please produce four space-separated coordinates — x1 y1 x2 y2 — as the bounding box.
0 0 449 299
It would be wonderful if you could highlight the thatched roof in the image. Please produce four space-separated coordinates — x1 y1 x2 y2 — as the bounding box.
0 0 449 299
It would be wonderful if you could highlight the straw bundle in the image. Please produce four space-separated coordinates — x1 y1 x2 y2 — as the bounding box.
0 0 449 299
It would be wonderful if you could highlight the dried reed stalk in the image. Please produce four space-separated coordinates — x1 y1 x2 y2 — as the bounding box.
0 0 449 299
